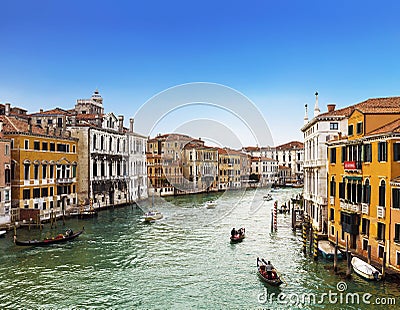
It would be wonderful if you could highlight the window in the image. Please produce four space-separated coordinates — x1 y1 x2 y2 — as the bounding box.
330 177 336 197
57 144 66 152
356 122 363 134
36 119 41 125
93 135 97 150
330 122 338 130
93 161 97 177
330 148 336 164
348 125 354 136
34 141 40 150
23 189 30 199
34 165 39 180
41 187 48 197
5 144 9 155
5 168 10 184
50 187 54 196
24 164 30 180
341 146 346 163
50 142 55 151
379 180 386 207
397 252 400 266
377 222 385 241
339 181 345 199
361 218 370 236
72 165 77 178
329 208 334 221
394 143 400 161
43 202 46 210
48 119 53 125
378 141 387 162
362 179 371 204
331 226 334 236
24 140 29 149
395 223 400 243
33 188 40 198
378 245 384 259
363 144 372 162
49 165 54 178
42 165 47 179
72 145 76 153
362 239 368 251
42 142 48 151
393 188 400 209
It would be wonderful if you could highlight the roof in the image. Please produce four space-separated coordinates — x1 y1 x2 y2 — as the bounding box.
0 115 46 135
29 108 71 116
368 119 400 135
279 165 291 170
355 97 400 114
276 141 304 150
76 113 103 120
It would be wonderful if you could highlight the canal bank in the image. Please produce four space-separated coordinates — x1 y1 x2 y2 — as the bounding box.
1 188 400 309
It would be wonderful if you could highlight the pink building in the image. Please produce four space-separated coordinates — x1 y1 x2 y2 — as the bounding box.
0 119 11 226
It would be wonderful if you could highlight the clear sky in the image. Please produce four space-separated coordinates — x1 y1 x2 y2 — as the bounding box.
1 0 400 146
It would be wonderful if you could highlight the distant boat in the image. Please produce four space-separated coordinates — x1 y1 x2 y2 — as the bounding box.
205 201 217 209
0 230 6 238
143 211 163 222
263 194 273 201
318 240 344 260
230 228 245 243
351 257 382 281
14 229 84 246
79 209 98 219
257 257 283 286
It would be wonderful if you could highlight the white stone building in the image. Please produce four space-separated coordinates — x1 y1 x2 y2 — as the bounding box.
301 93 351 232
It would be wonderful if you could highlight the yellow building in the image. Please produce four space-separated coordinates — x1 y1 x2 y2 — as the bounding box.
327 97 400 270
217 148 242 190
2 115 78 222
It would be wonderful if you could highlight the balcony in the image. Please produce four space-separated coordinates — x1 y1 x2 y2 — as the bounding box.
340 199 350 210
351 203 361 213
56 177 74 184
361 203 369 215
377 206 385 219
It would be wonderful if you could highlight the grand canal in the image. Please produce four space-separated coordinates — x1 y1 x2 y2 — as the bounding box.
1 188 400 309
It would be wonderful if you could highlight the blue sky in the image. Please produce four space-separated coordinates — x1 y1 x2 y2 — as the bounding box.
1 0 400 146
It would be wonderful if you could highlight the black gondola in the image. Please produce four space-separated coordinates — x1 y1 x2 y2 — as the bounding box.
14 229 84 246
230 227 245 243
257 257 283 286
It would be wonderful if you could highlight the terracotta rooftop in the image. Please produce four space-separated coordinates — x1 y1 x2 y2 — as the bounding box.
355 97 400 114
76 113 103 120
276 141 304 150
0 115 47 135
29 108 71 116
368 119 400 135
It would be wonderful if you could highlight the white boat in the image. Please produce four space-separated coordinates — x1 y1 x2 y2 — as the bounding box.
263 194 273 201
351 256 382 281
318 240 344 260
0 230 6 237
143 211 163 222
205 201 217 209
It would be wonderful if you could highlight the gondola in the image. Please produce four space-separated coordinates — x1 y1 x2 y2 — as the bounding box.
14 229 84 246
257 257 283 286
230 228 245 243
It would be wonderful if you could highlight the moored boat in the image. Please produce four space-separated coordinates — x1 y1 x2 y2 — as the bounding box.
318 240 344 260
79 209 98 219
230 227 245 243
263 194 273 201
143 211 163 222
351 257 382 281
0 230 6 238
257 257 283 286
205 201 217 209
14 229 84 246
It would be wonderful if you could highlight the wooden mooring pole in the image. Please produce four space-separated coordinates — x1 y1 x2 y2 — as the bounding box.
382 252 386 279
367 245 371 264
334 231 338 273
302 223 307 255
313 229 318 260
346 235 352 277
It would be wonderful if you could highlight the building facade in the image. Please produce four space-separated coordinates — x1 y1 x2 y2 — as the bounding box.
0 120 11 226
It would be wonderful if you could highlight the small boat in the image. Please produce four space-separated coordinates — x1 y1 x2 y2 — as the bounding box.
205 201 217 209
14 229 84 246
257 257 283 286
263 194 273 201
230 227 245 243
351 257 382 281
0 230 6 238
79 209 98 219
318 240 344 260
143 211 163 222
278 205 289 214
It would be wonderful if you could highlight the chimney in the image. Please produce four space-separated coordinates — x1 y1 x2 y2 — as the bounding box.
118 115 124 132
129 118 134 133
28 117 32 133
327 104 336 112
5 103 10 116
303 104 308 125
40 109 43 113
314 91 320 117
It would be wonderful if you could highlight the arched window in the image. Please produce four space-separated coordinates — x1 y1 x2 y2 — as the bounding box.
379 180 386 207
93 134 97 150
330 176 336 197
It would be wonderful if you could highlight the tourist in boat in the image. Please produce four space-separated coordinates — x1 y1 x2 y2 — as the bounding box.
231 228 236 237
265 261 273 279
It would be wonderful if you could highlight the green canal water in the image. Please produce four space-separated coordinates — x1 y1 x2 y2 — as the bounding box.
1 188 400 309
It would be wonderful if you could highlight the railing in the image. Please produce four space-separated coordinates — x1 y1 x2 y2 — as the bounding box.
361 203 369 215
56 177 74 184
377 206 385 219
340 199 350 210
351 203 361 213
